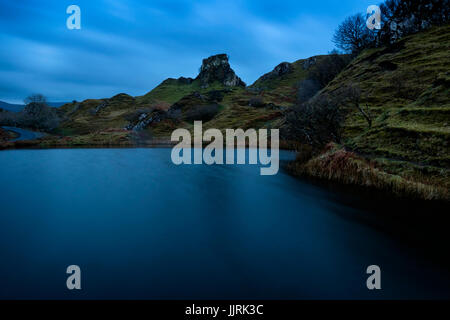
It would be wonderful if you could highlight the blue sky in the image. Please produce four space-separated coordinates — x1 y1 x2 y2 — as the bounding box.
0 0 376 103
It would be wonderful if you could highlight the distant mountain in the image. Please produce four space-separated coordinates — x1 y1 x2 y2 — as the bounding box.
0 101 23 112
0 101 68 112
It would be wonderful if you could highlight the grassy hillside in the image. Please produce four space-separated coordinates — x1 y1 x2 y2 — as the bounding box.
54 54 333 141
326 24 449 166
136 78 223 105
2 25 448 200
291 24 450 200
250 56 327 105
57 94 136 135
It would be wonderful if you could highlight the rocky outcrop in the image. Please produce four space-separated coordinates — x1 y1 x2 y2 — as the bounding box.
110 93 135 102
125 109 165 131
258 62 293 82
166 91 224 122
302 57 317 70
90 101 108 115
178 77 194 85
379 0 450 45
387 15 423 43
161 77 194 86
196 54 245 88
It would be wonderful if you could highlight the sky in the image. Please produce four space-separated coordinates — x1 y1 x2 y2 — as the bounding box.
0 0 376 103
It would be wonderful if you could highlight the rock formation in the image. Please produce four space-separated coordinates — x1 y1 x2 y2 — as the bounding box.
196 54 245 88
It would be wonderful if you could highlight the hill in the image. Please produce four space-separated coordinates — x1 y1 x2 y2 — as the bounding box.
3 25 448 200
0 101 68 112
289 24 450 200
0 101 24 112
54 53 334 141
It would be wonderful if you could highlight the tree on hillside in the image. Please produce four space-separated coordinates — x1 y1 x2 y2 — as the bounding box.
286 93 345 146
24 94 47 106
378 0 450 45
333 14 372 54
296 53 350 103
381 0 449 26
338 84 373 128
22 94 60 131
309 54 350 88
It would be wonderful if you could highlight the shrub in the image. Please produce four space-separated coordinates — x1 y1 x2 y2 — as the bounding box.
182 104 220 122
297 79 321 103
297 54 350 103
0 94 60 131
285 93 345 146
248 97 265 108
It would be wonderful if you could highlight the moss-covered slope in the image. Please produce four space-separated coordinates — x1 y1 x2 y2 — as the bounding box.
293 24 450 199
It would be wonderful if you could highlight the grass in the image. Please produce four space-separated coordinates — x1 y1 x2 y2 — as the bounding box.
39 129 132 147
320 24 450 167
136 79 227 105
288 143 449 201
286 24 450 200
7 24 449 201
249 56 331 106
57 53 339 139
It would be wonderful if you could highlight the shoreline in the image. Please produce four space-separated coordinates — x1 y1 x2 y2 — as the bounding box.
1 134 448 203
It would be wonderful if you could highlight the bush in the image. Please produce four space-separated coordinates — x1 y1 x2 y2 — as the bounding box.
390 69 422 100
310 54 350 88
285 93 345 146
296 54 350 104
183 104 220 122
24 94 46 106
336 84 373 128
297 79 321 103
0 94 60 131
248 97 265 108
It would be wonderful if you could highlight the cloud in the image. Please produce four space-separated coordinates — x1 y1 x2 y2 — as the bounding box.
0 0 374 103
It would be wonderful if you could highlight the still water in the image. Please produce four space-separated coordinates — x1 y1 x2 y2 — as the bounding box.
0 148 449 299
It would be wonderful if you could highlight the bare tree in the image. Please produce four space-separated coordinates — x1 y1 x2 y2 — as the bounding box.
338 84 372 128
309 54 350 88
285 93 345 146
183 104 220 123
333 14 371 54
24 94 47 106
21 94 60 131
296 54 350 104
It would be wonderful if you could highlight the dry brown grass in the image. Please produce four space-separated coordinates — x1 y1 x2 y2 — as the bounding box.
288 143 449 201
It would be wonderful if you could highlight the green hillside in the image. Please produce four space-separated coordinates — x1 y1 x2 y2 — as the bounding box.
250 56 327 105
54 54 333 140
290 24 450 200
327 25 449 165
3 25 448 200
